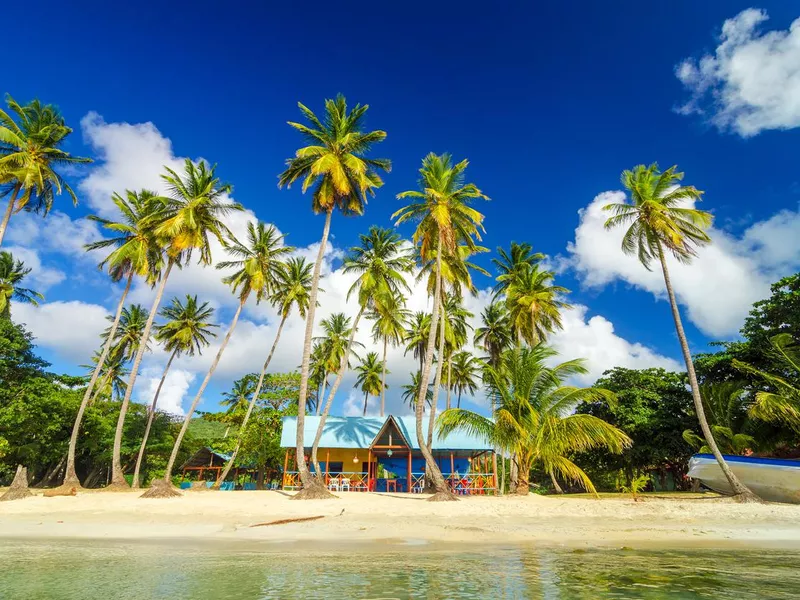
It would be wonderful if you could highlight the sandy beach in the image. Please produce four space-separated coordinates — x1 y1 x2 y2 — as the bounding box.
2 489 799 549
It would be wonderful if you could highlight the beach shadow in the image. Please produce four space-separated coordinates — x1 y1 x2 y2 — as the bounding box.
325 418 383 447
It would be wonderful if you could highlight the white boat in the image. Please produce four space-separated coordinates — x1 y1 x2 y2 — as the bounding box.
687 454 800 504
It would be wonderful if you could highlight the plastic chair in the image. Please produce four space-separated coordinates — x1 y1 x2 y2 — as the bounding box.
328 479 340 492
341 478 351 492
179 481 192 490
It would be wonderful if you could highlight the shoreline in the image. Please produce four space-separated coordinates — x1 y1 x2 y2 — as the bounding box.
2 489 800 551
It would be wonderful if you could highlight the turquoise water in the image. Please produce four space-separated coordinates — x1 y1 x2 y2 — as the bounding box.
1 539 798 599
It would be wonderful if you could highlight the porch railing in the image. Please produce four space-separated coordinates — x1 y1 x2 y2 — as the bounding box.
283 470 498 494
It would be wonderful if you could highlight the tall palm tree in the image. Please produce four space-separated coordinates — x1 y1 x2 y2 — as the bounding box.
505 264 570 346
147 222 287 497
278 95 390 498
474 302 513 369
0 251 42 317
113 159 241 489
309 227 413 473
220 375 257 433
309 341 329 416
0 95 91 245
404 311 432 373
394 152 488 500
402 370 434 411
107 304 151 363
354 352 385 416
492 242 544 297
450 351 481 409
131 295 217 488
603 162 758 501
60 190 166 489
441 294 474 411
215 255 315 486
83 351 129 403
682 382 756 455
438 346 631 495
370 300 410 416
735 334 800 435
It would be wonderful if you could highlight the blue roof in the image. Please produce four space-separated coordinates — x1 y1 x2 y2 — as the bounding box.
280 415 492 451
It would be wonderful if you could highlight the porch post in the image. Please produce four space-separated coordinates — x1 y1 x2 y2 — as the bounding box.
325 449 330 483
450 452 454 476
492 450 498 494
282 449 289 488
407 452 412 493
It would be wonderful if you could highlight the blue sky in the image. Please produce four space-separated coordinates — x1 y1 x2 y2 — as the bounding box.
4 2 800 416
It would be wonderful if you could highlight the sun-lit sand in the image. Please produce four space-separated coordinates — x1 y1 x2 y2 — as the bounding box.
2 489 799 549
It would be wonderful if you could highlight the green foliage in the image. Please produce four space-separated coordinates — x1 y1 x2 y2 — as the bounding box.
681 382 756 454
619 473 651 501
0 251 43 317
575 367 696 490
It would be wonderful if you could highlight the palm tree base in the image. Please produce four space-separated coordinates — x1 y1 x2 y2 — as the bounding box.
732 490 764 504
290 479 336 500
0 465 32 502
139 478 182 499
103 482 132 492
427 490 459 502
47 483 84 496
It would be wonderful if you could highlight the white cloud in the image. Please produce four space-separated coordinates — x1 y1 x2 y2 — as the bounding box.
136 366 195 416
13 301 109 362
5 245 65 291
564 191 800 338
676 9 800 136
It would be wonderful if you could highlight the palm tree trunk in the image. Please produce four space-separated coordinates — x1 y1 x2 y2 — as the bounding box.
214 313 288 488
161 299 245 484
363 391 369 416
415 230 455 501
316 375 327 416
457 389 462 409
310 306 364 477
515 457 531 496
294 207 333 499
427 300 446 449
550 472 563 494
380 338 387 417
657 245 759 502
63 273 134 488
109 261 173 488
445 355 453 411
131 348 178 488
0 184 20 248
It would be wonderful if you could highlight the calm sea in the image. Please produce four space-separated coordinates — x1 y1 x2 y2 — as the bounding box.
1 539 798 599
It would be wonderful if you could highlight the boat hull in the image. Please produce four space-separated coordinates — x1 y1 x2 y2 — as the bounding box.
687 454 800 504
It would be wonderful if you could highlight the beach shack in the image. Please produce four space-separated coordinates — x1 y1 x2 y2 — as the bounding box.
179 447 258 489
280 415 497 494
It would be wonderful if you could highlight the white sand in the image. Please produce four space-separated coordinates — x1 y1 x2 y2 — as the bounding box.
2 489 799 549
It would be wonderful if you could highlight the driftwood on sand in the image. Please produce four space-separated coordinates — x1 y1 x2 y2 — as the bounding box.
250 515 325 527
1 465 32 502
44 486 77 497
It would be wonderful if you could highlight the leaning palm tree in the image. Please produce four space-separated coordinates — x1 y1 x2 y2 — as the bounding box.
309 227 413 474
603 163 758 502
354 352 386 416
278 95 390 498
112 159 241 490
450 351 481 409
0 95 91 245
215 255 315 487
145 223 287 498
505 264 570 347
131 295 217 488
60 190 165 490
393 152 488 500
682 382 756 455
438 346 631 495
0 251 42 317
370 300 410 416
735 334 800 435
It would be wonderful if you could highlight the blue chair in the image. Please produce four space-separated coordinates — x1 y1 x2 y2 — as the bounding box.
179 481 192 490
243 482 256 491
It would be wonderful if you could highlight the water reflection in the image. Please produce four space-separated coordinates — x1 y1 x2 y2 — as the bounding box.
1 540 798 599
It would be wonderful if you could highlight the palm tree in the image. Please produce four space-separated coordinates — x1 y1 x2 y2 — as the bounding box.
492 242 544 297
603 162 758 501
308 312 364 474
0 95 91 245
450 351 481 409
735 334 800 434
61 190 165 489
309 227 413 474
438 346 631 495
394 152 488 500
278 95 390 498
682 382 756 455
83 352 129 402
131 295 217 488
370 301 410 416
441 294 474 411
354 352 385 416
0 251 42 316
474 302 513 369
309 341 329 416
148 222 287 497
107 304 151 362
220 376 257 433
404 311 432 373
505 264 570 346
402 370 434 411
113 159 241 490
215 256 314 487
